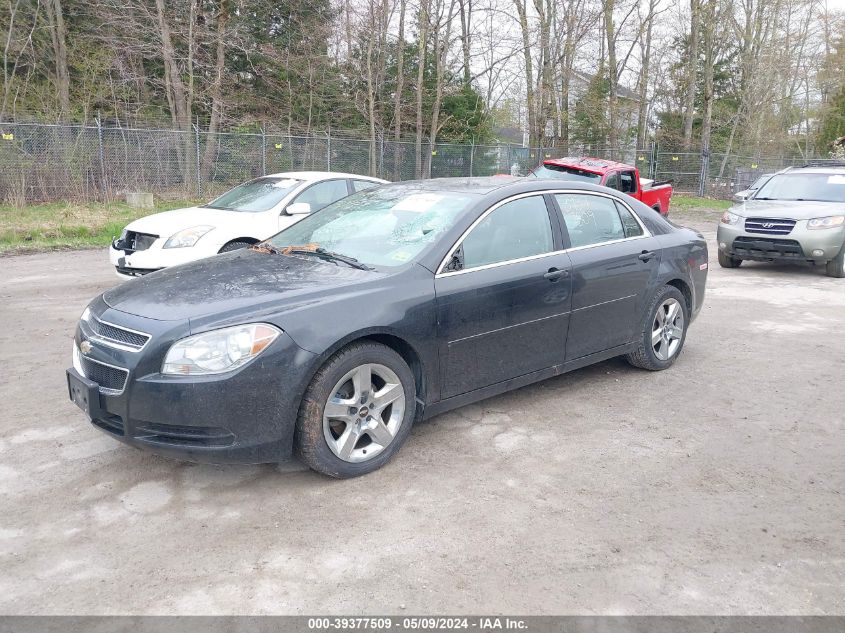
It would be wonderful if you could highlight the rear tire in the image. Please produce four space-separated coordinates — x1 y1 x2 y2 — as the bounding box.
718 250 742 268
219 240 254 253
295 341 416 478
626 285 689 371
826 245 845 278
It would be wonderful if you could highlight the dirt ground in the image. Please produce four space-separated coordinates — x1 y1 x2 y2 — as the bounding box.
0 214 842 615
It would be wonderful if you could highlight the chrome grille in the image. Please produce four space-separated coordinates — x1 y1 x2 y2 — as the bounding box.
88 316 150 350
79 355 129 394
745 217 796 235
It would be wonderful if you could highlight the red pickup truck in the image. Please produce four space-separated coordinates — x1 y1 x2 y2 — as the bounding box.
532 157 673 215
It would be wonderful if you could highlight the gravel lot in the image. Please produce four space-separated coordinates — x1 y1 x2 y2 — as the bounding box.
0 214 843 615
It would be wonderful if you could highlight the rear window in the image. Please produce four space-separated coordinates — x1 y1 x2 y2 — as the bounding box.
531 164 602 183
755 173 845 203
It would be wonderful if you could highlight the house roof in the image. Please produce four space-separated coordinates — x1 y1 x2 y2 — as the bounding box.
571 69 640 101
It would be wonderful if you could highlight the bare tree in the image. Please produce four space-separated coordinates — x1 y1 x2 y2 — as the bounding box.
682 0 701 149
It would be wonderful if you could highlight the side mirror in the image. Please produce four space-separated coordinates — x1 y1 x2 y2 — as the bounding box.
286 202 311 215
734 190 750 202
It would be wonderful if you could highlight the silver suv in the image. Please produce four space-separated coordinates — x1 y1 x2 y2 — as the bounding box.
717 164 845 278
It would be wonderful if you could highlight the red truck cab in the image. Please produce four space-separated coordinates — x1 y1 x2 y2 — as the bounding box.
532 157 673 215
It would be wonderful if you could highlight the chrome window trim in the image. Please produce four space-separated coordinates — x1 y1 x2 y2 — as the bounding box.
435 189 652 278
87 314 151 353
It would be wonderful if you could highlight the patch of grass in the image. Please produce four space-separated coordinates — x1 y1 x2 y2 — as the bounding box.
671 195 733 211
0 198 201 255
669 195 733 224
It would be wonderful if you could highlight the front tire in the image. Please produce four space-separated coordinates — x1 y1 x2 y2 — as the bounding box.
718 250 742 268
825 245 845 278
626 286 689 371
295 341 416 478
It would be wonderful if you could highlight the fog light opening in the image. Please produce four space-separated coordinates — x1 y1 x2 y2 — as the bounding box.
812 249 824 257
719 242 727 249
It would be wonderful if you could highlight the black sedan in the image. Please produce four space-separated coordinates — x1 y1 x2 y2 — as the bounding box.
67 178 708 477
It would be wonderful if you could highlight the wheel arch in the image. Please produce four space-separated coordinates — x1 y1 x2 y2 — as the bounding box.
665 277 693 313
218 237 260 252
308 329 429 415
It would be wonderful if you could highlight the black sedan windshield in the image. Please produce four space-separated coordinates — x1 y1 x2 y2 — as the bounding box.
204 177 303 212
755 173 845 203
268 185 477 267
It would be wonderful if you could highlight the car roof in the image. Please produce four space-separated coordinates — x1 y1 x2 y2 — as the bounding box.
782 162 845 175
376 176 621 198
541 156 633 174
263 171 387 182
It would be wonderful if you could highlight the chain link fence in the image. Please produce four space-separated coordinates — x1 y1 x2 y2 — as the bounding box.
0 120 835 205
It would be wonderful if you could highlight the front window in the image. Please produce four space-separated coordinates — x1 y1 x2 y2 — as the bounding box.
531 164 603 183
204 177 303 212
754 173 845 203
619 171 637 193
293 179 350 212
459 196 554 269
267 185 477 267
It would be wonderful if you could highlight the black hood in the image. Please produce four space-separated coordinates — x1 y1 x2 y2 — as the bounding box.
103 250 381 322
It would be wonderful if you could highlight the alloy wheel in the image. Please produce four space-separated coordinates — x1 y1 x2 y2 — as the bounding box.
652 298 685 361
322 363 406 463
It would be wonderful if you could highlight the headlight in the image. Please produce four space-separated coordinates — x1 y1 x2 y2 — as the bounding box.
720 211 741 225
80 306 91 323
161 324 281 376
164 225 214 248
807 215 845 230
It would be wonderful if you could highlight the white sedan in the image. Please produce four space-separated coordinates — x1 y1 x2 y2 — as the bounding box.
109 171 387 278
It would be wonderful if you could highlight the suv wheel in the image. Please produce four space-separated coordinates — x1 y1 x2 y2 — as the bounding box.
718 250 742 268
826 246 845 278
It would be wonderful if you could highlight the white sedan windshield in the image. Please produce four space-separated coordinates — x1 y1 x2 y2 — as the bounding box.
204 177 302 212
268 185 477 267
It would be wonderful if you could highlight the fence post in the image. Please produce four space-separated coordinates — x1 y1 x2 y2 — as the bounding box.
649 141 657 179
261 126 267 176
95 114 105 196
193 119 201 197
469 138 475 177
698 146 710 197
326 131 332 172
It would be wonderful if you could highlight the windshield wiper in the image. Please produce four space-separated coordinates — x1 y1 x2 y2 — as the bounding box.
285 247 373 270
203 204 234 210
250 242 283 254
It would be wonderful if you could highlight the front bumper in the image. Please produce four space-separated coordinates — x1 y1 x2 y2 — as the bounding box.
109 240 222 279
68 299 318 463
717 221 845 264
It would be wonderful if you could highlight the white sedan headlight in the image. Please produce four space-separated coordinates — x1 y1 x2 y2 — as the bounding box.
162 324 281 376
807 215 845 230
164 225 214 248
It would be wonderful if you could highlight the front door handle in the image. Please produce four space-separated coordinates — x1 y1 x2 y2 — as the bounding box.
544 267 569 281
638 250 656 262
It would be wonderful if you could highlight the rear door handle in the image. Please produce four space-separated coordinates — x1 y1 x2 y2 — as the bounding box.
638 250 656 262
544 267 569 281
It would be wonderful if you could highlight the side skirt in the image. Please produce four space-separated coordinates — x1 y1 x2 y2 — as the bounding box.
421 343 634 420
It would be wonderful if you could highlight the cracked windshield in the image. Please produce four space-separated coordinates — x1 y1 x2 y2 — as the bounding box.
268 185 476 267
